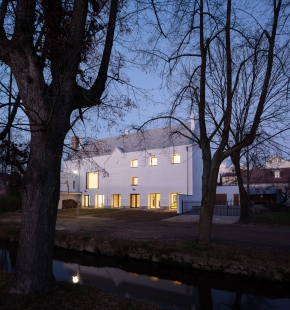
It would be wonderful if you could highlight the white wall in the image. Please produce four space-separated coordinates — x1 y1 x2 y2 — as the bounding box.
177 194 195 214
216 185 239 201
60 143 202 209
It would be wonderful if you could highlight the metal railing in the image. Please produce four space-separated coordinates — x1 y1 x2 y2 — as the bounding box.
181 200 240 216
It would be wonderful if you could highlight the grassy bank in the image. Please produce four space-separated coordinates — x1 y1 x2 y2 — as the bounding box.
1 209 290 283
0 271 166 310
257 209 290 225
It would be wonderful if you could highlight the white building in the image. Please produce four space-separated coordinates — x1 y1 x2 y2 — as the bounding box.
59 125 202 210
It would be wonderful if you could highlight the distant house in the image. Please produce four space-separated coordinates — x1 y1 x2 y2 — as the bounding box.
218 155 290 207
240 167 290 207
59 123 202 210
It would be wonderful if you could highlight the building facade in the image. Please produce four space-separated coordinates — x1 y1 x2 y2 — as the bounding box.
217 155 290 208
59 125 202 210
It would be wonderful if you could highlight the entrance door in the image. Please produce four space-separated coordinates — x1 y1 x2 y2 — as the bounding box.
130 194 140 208
112 194 121 208
95 194 104 208
170 193 181 209
149 193 160 208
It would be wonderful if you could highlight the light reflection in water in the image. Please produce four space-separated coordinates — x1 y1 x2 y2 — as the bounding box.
1 243 290 310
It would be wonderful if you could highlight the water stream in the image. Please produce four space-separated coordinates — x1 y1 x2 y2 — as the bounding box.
1 241 290 310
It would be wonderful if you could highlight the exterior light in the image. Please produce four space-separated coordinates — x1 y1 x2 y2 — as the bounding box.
72 275 79 283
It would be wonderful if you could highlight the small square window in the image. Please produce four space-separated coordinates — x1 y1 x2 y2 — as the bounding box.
172 154 180 164
131 159 138 168
274 171 281 178
149 156 157 166
131 177 138 186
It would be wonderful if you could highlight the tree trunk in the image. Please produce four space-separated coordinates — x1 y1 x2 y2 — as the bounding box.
11 121 69 293
198 286 213 310
198 148 220 244
231 151 248 220
198 188 216 244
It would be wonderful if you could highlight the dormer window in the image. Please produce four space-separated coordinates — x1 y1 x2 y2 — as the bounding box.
274 170 281 178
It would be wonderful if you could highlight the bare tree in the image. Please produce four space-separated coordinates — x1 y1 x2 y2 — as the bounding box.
137 0 290 243
275 182 290 208
0 0 131 294
231 132 288 220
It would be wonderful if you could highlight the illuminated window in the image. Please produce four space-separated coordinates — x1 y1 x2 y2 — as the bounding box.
172 154 180 164
131 177 138 186
170 192 182 209
112 194 121 208
149 156 157 166
86 172 99 189
95 194 104 208
274 171 281 178
131 159 138 168
130 194 140 208
84 195 90 207
149 193 160 208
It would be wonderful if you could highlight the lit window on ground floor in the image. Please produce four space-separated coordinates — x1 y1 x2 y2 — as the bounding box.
112 194 121 208
95 194 104 208
130 194 140 208
84 195 90 207
170 192 182 209
149 193 160 208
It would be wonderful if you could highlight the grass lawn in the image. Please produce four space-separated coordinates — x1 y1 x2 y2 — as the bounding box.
257 209 290 225
57 208 121 216
57 208 176 220
0 272 166 310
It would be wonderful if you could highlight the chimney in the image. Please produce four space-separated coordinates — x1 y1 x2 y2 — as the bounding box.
72 136 80 151
190 113 195 131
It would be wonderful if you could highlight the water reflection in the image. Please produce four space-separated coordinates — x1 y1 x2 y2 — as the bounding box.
57 262 199 309
1 242 290 310
0 248 14 272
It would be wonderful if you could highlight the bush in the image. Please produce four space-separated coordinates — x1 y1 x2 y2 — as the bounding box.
0 193 22 212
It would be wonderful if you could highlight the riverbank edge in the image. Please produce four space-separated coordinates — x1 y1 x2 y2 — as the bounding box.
1 224 289 283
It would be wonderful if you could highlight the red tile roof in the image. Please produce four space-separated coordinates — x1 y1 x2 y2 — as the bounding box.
241 168 290 184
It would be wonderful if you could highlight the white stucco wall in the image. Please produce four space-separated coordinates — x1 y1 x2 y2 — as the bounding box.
216 185 239 201
60 143 202 210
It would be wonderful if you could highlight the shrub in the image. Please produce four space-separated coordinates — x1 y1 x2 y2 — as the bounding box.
0 193 22 212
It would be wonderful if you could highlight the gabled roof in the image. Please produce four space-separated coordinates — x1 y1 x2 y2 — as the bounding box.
67 125 194 160
241 168 290 184
264 154 290 168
